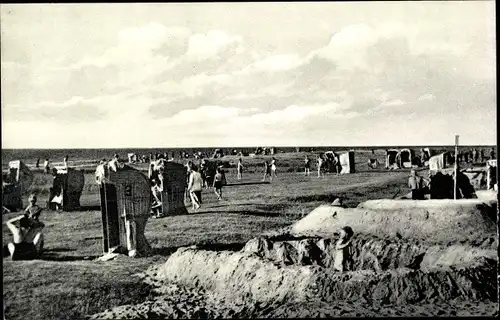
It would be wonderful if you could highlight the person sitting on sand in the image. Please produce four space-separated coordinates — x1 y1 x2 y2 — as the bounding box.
6 214 45 260
188 165 203 211
24 193 43 221
334 226 354 272
213 167 224 200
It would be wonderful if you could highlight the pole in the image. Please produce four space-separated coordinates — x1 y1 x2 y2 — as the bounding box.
454 135 459 200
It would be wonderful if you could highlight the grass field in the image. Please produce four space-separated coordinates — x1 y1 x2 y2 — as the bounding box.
2 150 415 320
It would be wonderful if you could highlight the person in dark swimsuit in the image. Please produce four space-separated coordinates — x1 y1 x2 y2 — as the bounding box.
6 215 45 260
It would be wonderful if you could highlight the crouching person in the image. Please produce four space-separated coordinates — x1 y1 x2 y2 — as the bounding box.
334 226 354 272
6 214 45 260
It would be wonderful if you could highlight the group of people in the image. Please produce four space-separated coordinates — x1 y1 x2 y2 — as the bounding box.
305 154 340 178
185 161 226 210
456 148 495 164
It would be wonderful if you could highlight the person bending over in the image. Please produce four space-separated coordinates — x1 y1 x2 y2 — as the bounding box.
6 215 45 260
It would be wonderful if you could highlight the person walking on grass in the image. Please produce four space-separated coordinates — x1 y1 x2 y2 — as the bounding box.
151 177 163 218
213 167 224 200
6 214 45 260
237 158 244 180
188 165 203 211
304 155 311 176
317 154 324 178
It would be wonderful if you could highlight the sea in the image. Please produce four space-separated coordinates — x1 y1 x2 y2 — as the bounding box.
1 145 496 168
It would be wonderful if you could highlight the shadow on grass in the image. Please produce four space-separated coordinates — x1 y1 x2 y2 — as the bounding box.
78 205 102 211
190 210 281 217
226 181 271 186
44 248 77 253
151 241 246 256
40 253 99 261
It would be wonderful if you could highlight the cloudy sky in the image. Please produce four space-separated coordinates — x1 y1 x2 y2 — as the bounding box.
1 2 496 148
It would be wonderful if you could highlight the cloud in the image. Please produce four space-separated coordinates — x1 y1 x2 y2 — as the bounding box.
417 93 435 101
381 99 406 107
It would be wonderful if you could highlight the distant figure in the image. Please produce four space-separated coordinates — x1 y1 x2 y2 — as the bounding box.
480 149 485 162
151 177 163 218
108 154 123 172
262 161 271 182
49 168 63 211
43 159 50 174
35 158 40 168
24 194 43 221
237 158 244 180
490 148 495 160
270 157 277 180
63 155 69 168
304 155 311 176
472 149 478 163
213 167 224 200
95 159 107 184
408 169 425 200
6 214 45 260
317 155 324 178
188 165 203 211
463 151 468 163
371 149 375 155
334 226 354 272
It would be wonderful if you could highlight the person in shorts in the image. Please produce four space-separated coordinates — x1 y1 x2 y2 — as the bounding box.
213 168 224 200
188 165 203 210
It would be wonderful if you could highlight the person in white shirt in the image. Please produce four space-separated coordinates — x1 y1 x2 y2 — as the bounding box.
187 165 203 211
43 159 50 174
237 158 244 180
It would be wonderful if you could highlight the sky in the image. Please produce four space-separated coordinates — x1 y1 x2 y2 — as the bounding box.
1 2 496 148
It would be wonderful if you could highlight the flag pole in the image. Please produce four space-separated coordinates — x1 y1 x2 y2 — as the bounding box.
454 135 459 200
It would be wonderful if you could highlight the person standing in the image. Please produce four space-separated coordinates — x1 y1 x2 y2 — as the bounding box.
408 169 425 200
43 159 50 174
237 158 244 180
317 155 324 178
187 165 203 211
35 158 40 168
472 149 478 163
304 155 311 176
63 155 69 169
489 148 495 160
213 168 224 200
262 161 271 182
480 149 485 163
334 226 354 272
270 157 277 180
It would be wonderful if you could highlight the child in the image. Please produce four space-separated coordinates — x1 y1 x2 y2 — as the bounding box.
334 226 354 272
213 168 224 200
24 193 43 221
304 155 311 176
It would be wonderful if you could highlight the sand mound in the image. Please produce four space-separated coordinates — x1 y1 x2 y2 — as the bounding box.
89 235 497 319
291 200 497 242
150 238 496 307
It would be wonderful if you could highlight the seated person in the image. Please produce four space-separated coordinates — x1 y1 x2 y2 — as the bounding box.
24 193 43 221
6 214 45 260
